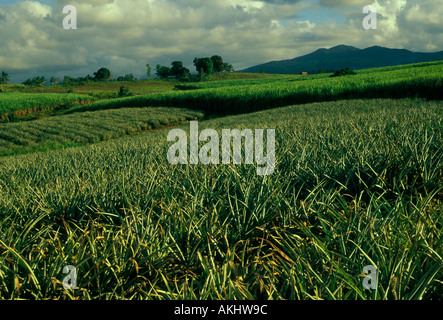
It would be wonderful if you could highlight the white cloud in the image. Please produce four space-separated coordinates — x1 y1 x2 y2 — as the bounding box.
0 0 441 83
318 0 369 7
372 0 406 33
20 0 52 18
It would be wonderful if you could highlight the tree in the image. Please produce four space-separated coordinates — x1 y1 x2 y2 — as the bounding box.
181 67 190 78
193 57 213 76
211 55 225 73
0 71 10 84
170 61 190 79
223 63 234 73
23 76 46 86
156 64 171 79
93 67 111 81
117 73 136 82
63 75 74 85
118 86 131 97
329 67 355 78
146 64 152 79
50 76 59 85
170 61 183 77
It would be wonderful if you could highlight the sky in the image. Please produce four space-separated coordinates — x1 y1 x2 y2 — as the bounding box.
0 0 442 83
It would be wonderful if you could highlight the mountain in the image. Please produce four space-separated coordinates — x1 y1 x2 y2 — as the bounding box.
238 45 443 74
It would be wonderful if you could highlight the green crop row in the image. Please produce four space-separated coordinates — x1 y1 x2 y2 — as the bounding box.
174 60 443 90
69 61 443 116
0 92 98 121
0 107 204 157
0 99 441 300
173 74 304 90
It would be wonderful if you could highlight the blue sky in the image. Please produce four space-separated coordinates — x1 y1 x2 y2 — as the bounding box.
0 0 442 83
280 8 346 26
296 2 347 24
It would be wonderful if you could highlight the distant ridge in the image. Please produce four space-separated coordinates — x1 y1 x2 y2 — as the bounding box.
238 45 443 74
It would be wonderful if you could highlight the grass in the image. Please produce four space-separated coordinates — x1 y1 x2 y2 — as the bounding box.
0 73 279 95
0 98 441 300
176 61 443 90
66 60 443 116
0 107 204 157
0 73 281 122
3 61 441 122
0 92 97 122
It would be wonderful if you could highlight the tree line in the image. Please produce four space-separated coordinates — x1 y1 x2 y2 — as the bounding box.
0 67 116 86
154 55 234 79
0 55 233 86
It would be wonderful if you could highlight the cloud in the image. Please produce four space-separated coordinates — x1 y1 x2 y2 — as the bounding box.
403 1 443 33
0 0 442 83
20 0 52 18
257 0 301 4
318 0 369 8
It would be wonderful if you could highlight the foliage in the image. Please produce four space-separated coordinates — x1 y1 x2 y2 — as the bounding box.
170 61 190 79
72 60 443 116
50 77 59 86
23 76 46 86
223 62 234 73
63 75 95 86
0 71 10 84
0 107 203 156
193 57 213 76
0 92 97 121
93 68 111 81
0 99 441 300
193 56 232 75
0 60 442 300
330 67 356 77
117 86 132 97
156 64 171 79
211 55 225 73
146 64 152 79
117 74 137 82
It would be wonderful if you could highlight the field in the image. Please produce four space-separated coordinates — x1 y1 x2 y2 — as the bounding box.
0 107 204 157
0 62 442 300
0 73 281 121
0 92 97 122
66 60 443 115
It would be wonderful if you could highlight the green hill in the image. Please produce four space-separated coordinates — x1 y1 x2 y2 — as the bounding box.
239 45 443 74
